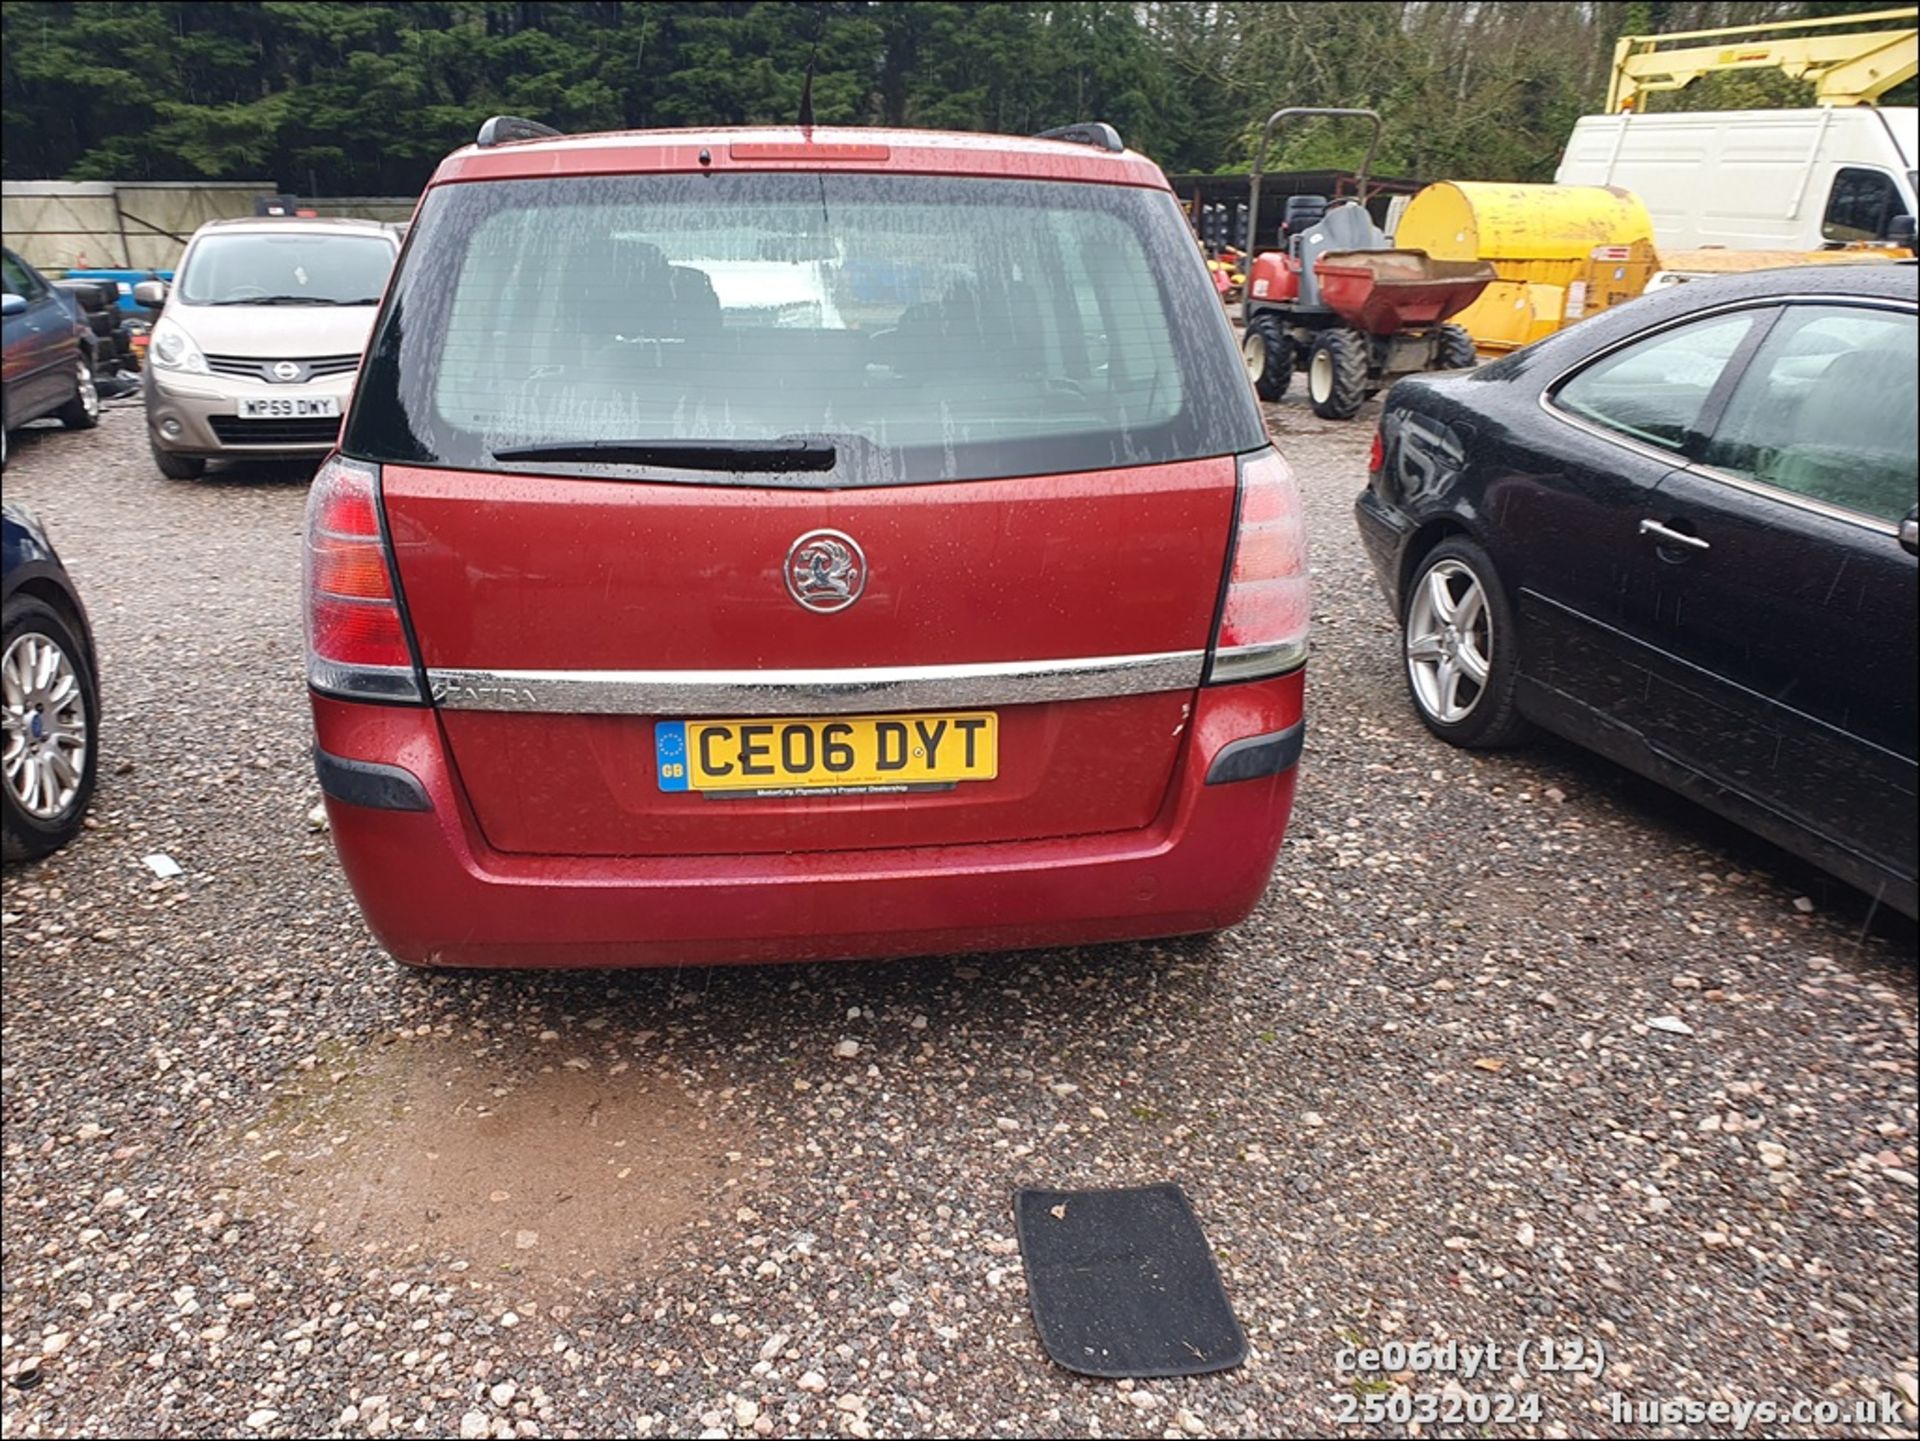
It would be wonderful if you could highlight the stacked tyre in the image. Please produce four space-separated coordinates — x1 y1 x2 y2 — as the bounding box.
52 279 136 395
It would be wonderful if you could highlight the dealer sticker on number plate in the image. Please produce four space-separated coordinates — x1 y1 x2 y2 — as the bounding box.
656 713 997 795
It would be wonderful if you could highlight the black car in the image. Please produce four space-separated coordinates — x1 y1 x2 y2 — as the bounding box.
2 502 100 860
1357 263 1917 918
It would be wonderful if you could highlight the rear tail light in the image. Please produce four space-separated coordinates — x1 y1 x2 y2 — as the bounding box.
304 454 423 703
1208 448 1311 684
1368 427 1385 474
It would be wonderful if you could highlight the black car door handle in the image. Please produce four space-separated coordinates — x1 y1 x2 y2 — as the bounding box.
1639 518 1710 552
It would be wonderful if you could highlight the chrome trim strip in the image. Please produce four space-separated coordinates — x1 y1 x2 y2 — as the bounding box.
427 650 1209 716
1677 460 1901 537
1540 392 1696 472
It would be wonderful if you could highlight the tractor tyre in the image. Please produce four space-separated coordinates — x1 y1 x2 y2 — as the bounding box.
1242 312 1293 402
1434 323 1477 371
1306 329 1370 420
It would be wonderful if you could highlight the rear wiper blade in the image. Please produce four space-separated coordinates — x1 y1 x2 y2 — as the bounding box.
492 438 837 471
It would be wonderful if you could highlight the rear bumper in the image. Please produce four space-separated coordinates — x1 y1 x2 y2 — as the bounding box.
311 671 1305 967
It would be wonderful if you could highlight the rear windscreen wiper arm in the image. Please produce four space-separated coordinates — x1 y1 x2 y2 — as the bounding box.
492 438 837 472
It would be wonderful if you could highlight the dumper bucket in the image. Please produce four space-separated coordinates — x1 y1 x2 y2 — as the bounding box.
1312 250 1496 334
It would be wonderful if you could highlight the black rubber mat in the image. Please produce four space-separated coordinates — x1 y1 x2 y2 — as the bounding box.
1014 1182 1247 1378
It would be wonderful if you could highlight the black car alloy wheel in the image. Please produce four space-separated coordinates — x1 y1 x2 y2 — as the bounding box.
1401 538 1529 748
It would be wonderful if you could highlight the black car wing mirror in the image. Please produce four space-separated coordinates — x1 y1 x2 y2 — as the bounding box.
1901 506 1919 557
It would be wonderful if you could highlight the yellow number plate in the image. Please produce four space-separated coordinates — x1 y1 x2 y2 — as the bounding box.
655 712 998 793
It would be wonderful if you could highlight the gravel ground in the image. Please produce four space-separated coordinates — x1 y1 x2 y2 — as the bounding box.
2 394 1915 1441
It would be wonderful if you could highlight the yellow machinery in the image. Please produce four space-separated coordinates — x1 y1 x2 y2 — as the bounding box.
1607 6 1917 113
1395 182 1658 352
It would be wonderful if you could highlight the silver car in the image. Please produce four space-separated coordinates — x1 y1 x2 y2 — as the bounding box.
139 217 398 478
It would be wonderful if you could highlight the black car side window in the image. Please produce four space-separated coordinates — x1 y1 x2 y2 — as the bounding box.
1701 304 1918 526
1 250 45 300
1553 312 1755 453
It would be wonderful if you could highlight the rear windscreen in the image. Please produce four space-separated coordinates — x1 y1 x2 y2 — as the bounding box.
343 172 1265 485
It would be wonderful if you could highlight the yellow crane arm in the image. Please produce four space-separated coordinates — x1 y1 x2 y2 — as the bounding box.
1607 7 1918 113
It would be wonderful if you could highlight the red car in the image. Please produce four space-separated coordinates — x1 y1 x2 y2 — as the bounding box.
306 116 1309 968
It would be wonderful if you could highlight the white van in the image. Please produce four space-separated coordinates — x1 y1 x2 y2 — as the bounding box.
1556 107 1917 253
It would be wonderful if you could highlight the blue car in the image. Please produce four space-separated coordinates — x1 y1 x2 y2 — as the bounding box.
3 247 102 469
2 502 99 860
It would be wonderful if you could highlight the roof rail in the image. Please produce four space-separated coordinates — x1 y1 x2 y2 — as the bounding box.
1035 122 1125 154
475 115 563 149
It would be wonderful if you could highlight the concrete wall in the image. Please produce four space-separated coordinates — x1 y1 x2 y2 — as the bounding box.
2 180 419 271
